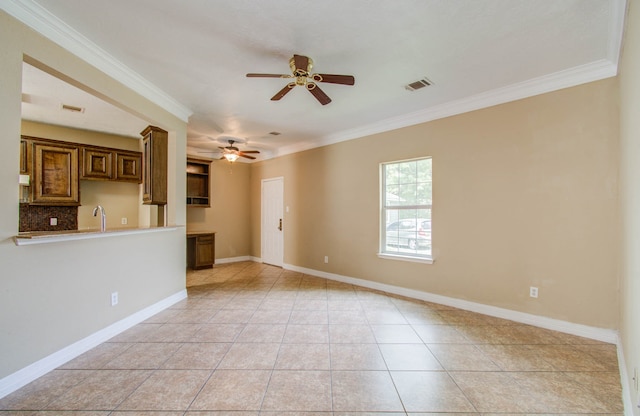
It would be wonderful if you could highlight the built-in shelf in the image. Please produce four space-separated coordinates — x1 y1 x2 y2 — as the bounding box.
186 157 211 207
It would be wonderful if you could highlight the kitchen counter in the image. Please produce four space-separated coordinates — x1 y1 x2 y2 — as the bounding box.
14 226 180 246
186 230 216 237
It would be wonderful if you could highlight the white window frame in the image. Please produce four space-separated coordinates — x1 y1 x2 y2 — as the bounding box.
378 157 433 264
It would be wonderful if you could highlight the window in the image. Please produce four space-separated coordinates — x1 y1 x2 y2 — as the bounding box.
380 157 432 262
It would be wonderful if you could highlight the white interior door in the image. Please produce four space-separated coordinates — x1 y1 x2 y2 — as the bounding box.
261 177 284 267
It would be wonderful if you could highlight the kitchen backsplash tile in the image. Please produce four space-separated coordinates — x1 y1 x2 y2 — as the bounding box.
19 203 77 232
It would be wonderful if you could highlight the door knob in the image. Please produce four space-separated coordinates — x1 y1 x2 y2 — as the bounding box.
278 218 282 231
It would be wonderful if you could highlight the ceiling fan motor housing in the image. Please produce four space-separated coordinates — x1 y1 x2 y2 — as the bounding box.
290 55 312 76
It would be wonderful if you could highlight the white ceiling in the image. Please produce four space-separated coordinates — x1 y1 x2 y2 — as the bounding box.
10 0 626 161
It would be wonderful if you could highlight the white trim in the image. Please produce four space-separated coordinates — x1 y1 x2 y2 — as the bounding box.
0 0 192 122
0 289 187 399
215 255 256 264
271 59 618 159
377 253 434 264
607 0 628 68
283 263 618 344
1 0 624 160
616 336 636 416
14 226 180 246
322 60 617 146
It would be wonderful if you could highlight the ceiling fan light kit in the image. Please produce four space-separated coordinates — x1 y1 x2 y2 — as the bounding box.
223 153 239 163
198 139 260 163
247 54 355 105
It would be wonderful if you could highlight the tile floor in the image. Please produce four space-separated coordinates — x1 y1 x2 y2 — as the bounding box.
0 261 624 415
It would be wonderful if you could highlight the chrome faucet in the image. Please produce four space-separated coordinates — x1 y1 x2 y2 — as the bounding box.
92 205 106 232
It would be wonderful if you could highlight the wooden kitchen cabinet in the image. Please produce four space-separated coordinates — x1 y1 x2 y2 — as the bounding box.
21 136 142 207
115 151 142 183
187 232 215 269
80 146 142 183
186 157 211 207
20 139 30 174
141 125 168 205
81 147 113 180
32 141 79 205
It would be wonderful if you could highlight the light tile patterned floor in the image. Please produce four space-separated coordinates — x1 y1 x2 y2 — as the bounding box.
0 261 624 415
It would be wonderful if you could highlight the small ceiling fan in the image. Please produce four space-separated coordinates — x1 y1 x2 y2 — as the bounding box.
247 54 355 105
199 139 260 163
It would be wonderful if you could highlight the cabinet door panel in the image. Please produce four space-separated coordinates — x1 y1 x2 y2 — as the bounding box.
81 148 113 180
20 139 29 174
196 238 214 267
116 152 142 183
141 126 167 205
33 143 79 205
187 233 215 269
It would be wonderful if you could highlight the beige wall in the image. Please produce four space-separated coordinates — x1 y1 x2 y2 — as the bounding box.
619 0 640 412
186 159 252 260
251 78 619 329
21 120 142 229
0 11 187 380
1 3 634 406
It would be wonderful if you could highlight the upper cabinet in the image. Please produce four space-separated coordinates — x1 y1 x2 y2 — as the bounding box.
32 141 80 205
115 151 142 183
21 136 143 206
141 125 168 205
186 157 211 207
20 139 29 174
81 147 113 180
80 146 142 183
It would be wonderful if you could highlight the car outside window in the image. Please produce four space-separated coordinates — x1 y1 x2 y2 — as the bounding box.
380 157 432 260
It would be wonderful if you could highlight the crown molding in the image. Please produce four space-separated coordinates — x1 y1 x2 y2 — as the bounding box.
607 0 627 67
322 59 618 147
268 58 618 161
0 0 192 123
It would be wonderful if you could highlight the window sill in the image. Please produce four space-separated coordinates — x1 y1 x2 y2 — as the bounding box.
377 252 434 264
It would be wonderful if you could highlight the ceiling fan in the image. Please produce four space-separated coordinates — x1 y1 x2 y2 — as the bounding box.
247 54 355 105
200 139 260 163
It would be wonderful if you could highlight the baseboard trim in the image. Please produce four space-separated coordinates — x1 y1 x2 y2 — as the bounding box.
284 263 618 344
616 337 636 416
0 289 187 399
215 255 254 264
215 256 262 264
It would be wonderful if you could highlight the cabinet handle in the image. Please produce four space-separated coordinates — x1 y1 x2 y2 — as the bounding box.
278 218 282 231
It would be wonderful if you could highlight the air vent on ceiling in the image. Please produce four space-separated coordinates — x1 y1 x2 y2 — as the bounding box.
61 104 85 113
405 77 433 91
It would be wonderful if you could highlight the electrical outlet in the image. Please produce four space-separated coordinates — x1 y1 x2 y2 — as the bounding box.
111 292 118 306
529 286 539 298
324 256 329 264
49 217 58 226
121 217 128 225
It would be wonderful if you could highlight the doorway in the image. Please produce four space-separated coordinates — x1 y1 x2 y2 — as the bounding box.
261 177 284 267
